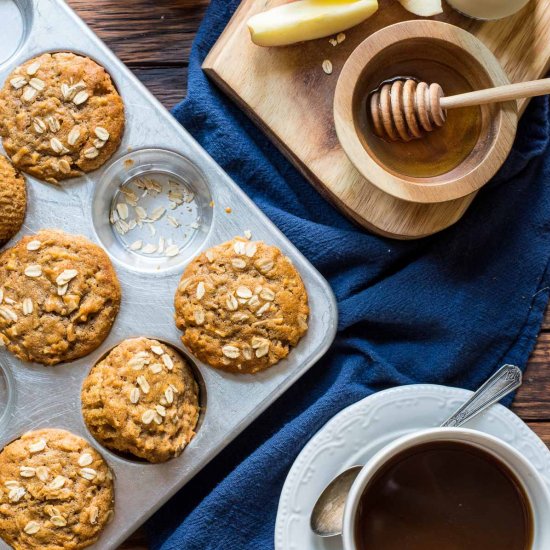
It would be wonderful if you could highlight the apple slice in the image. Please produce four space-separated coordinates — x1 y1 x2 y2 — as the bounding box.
398 0 443 16
247 0 379 47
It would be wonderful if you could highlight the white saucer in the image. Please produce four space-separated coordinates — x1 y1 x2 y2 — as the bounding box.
275 384 550 550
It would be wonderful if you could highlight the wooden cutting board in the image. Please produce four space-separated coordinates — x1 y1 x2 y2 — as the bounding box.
203 0 550 239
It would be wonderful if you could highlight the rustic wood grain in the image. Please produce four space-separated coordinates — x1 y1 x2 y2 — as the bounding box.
63 1 550 548
527 422 550 447
132 67 187 108
68 0 209 66
203 0 550 238
513 332 550 419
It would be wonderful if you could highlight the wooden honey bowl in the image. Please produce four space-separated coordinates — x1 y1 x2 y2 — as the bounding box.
334 21 518 204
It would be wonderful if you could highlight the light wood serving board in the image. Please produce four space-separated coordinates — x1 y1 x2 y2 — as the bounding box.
203 0 550 239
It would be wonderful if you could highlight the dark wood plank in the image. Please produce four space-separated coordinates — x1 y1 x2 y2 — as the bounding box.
543 303 550 330
132 67 187 109
67 0 209 66
527 422 550 449
513 332 550 419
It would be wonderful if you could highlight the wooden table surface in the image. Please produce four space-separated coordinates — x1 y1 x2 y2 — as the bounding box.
64 1 550 548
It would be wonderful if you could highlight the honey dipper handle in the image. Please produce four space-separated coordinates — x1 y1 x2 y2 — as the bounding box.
440 78 550 109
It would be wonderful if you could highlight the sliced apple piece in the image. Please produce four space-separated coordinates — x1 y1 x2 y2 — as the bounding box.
247 0 379 47
398 0 443 16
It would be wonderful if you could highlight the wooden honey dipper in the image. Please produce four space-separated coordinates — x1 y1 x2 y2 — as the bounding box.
370 77 550 142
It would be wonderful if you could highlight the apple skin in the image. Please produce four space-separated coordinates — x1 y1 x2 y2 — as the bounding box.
398 0 443 16
247 0 379 47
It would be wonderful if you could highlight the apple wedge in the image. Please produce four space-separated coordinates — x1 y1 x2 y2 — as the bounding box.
247 0 379 47
398 0 443 16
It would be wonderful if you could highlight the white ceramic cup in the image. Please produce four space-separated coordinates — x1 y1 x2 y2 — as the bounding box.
446 0 530 20
342 427 550 550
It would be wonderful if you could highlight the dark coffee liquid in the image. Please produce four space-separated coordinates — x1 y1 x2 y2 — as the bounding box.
355 441 533 550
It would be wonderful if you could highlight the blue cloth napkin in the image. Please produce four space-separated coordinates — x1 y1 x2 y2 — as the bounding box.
149 2 550 548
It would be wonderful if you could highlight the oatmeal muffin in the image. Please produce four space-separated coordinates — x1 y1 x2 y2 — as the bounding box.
81 337 199 463
0 52 125 184
0 155 26 246
0 229 121 365
0 428 114 550
174 237 309 374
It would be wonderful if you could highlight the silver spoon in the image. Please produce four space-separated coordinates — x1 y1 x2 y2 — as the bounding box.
310 364 523 537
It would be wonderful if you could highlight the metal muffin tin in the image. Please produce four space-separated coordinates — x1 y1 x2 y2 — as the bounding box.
0 1 338 548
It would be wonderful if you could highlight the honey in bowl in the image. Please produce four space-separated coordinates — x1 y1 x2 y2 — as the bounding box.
354 440 533 550
363 63 482 179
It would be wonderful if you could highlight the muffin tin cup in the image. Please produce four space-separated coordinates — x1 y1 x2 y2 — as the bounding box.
0 1 338 549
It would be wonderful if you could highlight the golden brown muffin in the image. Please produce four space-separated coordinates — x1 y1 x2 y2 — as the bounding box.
0 229 121 365
0 52 125 184
81 337 199 463
0 155 26 246
0 428 114 550
174 237 309 374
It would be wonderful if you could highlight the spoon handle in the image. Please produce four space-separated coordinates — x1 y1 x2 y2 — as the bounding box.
441 364 522 428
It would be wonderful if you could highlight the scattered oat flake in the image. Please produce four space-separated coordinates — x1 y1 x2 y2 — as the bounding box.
142 410 155 425
162 354 174 370
163 244 178 257
120 185 137 198
142 244 157 254
337 32 346 43
79 468 97 481
48 475 66 490
24 521 40 535
89 507 99 525
51 515 67 527
22 298 33 315
150 206 166 220
26 240 41 251
26 61 41 75
322 60 333 75
165 387 174 404
129 240 142 251
135 206 147 219
78 453 93 467
147 224 156 237
24 264 42 278
145 179 162 193
190 222 199 229
244 230 252 240
130 387 140 404
56 269 77 286
116 203 129 220
329 38 338 46
167 216 180 228
29 439 46 453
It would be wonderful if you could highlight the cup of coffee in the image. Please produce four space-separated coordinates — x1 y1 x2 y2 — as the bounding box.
342 427 550 550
